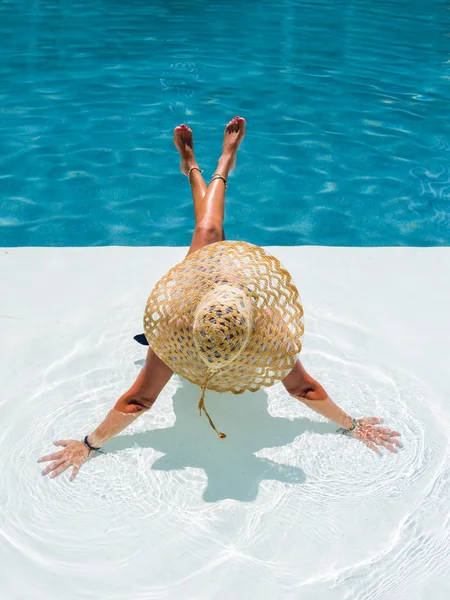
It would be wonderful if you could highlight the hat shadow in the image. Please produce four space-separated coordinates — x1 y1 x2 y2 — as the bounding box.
104 381 335 503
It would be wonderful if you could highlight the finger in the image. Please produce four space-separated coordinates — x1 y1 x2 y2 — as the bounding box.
49 461 70 479
41 459 66 476
362 439 382 455
70 465 80 482
38 451 64 463
379 434 401 446
53 440 73 447
377 428 401 437
379 438 398 453
385 443 397 453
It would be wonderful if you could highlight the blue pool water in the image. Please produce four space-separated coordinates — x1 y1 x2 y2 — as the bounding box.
0 0 449 247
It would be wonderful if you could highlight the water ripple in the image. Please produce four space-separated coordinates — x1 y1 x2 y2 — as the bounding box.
0 304 448 598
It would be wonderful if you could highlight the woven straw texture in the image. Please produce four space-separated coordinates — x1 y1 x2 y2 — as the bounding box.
144 241 304 394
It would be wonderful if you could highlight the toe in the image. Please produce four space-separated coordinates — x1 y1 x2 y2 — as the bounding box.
182 128 192 144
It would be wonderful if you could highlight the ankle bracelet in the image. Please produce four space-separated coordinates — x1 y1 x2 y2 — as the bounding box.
187 166 203 185
210 173 228 189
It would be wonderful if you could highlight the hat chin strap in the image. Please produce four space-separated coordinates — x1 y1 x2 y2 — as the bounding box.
198 376 227 440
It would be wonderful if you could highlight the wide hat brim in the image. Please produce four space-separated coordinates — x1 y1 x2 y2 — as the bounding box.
144 241 304 393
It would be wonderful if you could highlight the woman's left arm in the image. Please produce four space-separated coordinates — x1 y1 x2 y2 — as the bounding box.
283 362 401 453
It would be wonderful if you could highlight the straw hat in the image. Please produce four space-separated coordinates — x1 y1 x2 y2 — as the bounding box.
143 241 304 438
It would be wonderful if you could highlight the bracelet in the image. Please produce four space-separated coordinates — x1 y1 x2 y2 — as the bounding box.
210 173 228 188
337 418 358 435
83 435 105 454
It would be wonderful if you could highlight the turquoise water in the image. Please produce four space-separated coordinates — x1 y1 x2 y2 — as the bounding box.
0 0 449 247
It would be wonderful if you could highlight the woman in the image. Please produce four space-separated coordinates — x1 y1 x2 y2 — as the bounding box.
39 117 400 481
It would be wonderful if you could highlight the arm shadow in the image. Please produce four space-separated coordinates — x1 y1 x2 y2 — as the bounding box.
103 381 336 503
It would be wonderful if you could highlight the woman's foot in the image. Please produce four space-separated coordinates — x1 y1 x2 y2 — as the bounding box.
221 116 246 172
173 124 197 175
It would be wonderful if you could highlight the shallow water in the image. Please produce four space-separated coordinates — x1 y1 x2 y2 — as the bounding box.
1 0 449 246
2 314 448 599
2 367 448 598
1 246 449 599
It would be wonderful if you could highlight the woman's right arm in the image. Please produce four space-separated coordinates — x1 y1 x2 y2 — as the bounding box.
38 349 173 481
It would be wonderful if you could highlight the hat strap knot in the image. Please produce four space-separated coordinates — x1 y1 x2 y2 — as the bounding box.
198 375 227 440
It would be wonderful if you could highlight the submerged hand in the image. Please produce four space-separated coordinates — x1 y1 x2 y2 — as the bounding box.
351 418 401 454
38 440 92 481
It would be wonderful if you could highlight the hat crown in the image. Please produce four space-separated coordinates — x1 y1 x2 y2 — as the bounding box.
193 285 254 370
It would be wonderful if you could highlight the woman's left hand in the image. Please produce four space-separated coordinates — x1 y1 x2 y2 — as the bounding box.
351 417 401 454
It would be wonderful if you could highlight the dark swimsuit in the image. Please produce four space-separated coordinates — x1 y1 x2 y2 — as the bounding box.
133 333 149 346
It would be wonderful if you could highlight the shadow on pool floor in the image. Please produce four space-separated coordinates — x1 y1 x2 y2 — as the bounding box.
103 381 335 502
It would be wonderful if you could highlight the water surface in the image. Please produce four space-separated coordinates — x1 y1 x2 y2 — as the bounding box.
1 0 449 246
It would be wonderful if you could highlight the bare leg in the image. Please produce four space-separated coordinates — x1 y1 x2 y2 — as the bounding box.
186 116 246 256
124 118 245 411
121 126 207 411
126 118 246 409
173 124 209 223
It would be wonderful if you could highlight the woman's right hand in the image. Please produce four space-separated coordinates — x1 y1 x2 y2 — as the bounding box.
38 440 92 481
